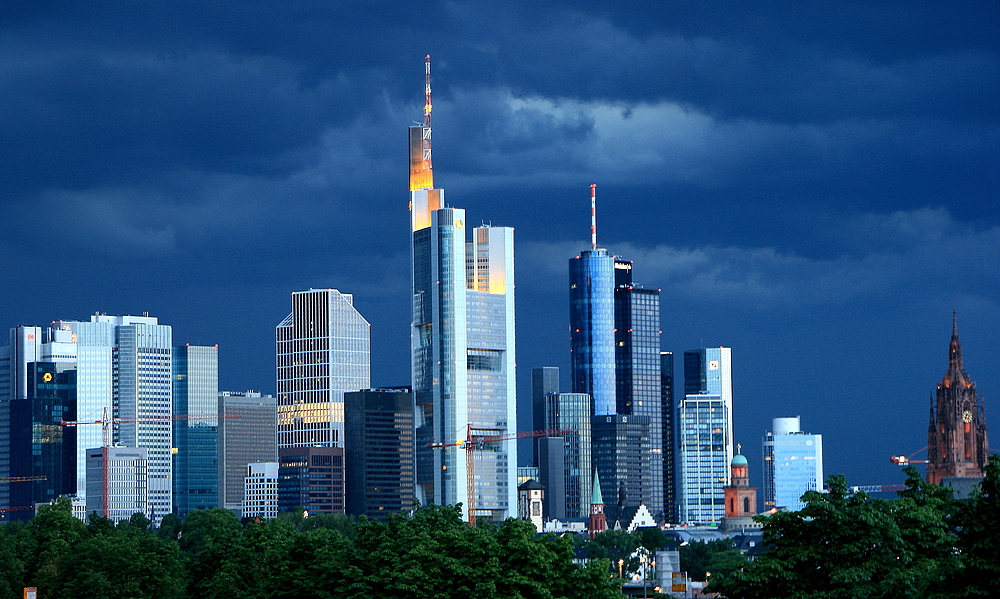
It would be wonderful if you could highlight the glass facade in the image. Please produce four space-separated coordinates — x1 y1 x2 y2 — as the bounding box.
410 189 517 522
591 413 649 524
614 260 663 517
569 249 615 416
542 391 592 518
276 289 370 449
277 446 344 513
172 345 219 516
660 351 676 523
677 393 730 524
762 417 823 510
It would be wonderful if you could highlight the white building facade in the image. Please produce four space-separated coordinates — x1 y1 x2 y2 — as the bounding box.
243 461 279 520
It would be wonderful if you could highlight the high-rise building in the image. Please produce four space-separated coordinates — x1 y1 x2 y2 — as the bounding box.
86 446 149 522
762 417 823 511
614 258 663 517
538 391 592 519
276 288 370 449
277 446 345 514
927 314 989 484
660 351 677 523
410 57 517 522
218 391 277 514
2 316 173 523
569 250 615 415
344 388 415 521
677 393 729 524
172 344 220 516
531 367 559 465
0 362 77 521
243 461 279 520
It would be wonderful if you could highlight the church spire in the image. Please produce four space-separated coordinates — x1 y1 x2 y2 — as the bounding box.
943 311 970 388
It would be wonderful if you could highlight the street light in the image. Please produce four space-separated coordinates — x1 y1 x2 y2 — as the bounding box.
618 558 625 593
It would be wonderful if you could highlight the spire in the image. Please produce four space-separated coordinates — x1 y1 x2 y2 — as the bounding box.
591 469 603 505
589 184 597 249
942 312 971 389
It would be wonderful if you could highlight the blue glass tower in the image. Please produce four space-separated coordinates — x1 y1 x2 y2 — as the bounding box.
172 344 219 516
569 249 615 416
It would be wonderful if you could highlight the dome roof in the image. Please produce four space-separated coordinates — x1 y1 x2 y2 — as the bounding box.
731 454 748 466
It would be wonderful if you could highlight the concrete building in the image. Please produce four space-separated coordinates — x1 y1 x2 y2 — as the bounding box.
218 391 277 514
517 479 545 532
344 388 414 521
276 288 370 449
172 344 219 516
410 57 517 522
86 446 148 522
763 417 823 511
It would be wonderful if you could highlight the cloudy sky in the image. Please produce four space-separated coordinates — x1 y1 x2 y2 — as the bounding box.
2 1 997 491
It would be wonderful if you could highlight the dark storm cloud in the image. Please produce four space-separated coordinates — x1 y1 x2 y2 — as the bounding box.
0 1 997 488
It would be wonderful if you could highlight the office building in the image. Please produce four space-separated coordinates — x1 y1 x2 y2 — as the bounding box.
927 314 989 484
1 317 173 523
542 391 592 518
276 288 370 449
410 57 517 522
0 362 77 521
172 344 219 516
277 446 345 514
243 461 279 520
677 387 731 523
591 413 649 523
660 351 677 523
763 417 823 511
344 388 415 521
613 258 663 517
218 391 277 514
86 446 149 522
531 366 559 464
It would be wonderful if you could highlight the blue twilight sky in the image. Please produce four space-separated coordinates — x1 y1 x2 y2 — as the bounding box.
1 1 997 492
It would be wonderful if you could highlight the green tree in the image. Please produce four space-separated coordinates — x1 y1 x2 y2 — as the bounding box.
951 454 1000 597
584 528 641 577
0 521 25 599
15 497 86 595
678 539 744 581
707 472 958 599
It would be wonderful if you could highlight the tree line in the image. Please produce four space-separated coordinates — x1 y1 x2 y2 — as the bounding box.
0 503 621 599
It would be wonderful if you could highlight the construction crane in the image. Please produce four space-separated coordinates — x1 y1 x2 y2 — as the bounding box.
61 410 241 519
0 476 47 483
429 425 572 526
890 445 929 466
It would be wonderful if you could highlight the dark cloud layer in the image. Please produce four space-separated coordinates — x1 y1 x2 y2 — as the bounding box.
1 1 997 491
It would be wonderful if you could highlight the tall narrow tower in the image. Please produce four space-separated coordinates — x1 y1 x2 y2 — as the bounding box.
410 56 517 522
927 314 989 484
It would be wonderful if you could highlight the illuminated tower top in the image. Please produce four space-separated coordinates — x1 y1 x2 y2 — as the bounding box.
409 55 434 192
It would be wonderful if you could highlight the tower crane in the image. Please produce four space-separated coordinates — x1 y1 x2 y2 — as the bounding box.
429 425 572 526
890 445 929 466
60 410 241 519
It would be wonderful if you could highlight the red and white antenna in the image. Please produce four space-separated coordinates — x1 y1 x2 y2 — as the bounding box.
590 184 598 249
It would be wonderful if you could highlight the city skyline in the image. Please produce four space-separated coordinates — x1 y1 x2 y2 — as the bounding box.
1 2 996 495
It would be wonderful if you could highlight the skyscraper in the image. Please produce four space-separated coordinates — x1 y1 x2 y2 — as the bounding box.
172 344 220 515
927 314 989 484
762 417 823 511
678 347 733 524
218 391 277 514
2 315 173 523
276 288 370 449
614 257 663 516
660 351 676 523
344 388 415 521
410 56 517 522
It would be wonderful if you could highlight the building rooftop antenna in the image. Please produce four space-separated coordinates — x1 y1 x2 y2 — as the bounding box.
422 54 432 170
590 184 597 249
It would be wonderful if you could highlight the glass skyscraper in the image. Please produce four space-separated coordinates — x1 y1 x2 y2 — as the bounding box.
569 248 616 416
275 289 370 449
409 59 517 521
763 416 823 511
172 344 219 515
678 347 734 524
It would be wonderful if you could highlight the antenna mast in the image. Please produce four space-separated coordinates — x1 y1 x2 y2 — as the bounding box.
590 184 597 249
423 55 433 170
